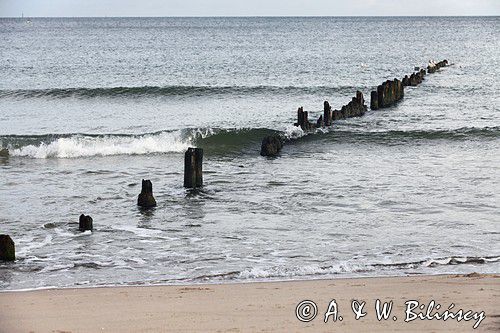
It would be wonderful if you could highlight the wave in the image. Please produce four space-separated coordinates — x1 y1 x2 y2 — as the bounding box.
0 85 365 100
2 131 191 158
0 128 277 159
189 255 500 282
1 126 498 159
422 256 500 268
318 126 500 143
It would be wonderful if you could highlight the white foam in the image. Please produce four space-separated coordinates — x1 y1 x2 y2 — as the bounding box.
9 131 191 159
238 262 366 279
15 235 53 256
282 124 305 140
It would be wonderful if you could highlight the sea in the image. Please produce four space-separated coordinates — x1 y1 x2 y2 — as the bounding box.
0 16 499 290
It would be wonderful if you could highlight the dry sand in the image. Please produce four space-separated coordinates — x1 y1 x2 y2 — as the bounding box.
0 274 499 333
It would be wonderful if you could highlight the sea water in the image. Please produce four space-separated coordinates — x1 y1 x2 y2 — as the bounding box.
0 17 499 290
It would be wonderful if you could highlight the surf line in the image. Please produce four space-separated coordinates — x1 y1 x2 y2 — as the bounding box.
259 59 449 157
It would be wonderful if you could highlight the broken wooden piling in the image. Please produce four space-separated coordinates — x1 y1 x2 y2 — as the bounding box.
427 59 448 73
260 91 367 156
137 179 157 208
323 101 332 127
295 107 316 131
260 135 284 157
371 79 404 110
78 214 93 232
0 148 8 158
0 235 15 261
184 148 203 188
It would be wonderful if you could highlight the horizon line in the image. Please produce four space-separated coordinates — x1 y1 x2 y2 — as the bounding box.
1 15 499 19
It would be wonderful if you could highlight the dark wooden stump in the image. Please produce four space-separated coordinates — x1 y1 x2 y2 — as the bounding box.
356 91 364 105
370 90 379 109
260 135 284 157
377 84 384 108
0 235 15 261
333 109 342 120
79 214 93 232
295 107 304 127
316 115 324 128
0 148 8 158
184 148 203 188
137 179 157 208
402 75 410 86
323 101 332 127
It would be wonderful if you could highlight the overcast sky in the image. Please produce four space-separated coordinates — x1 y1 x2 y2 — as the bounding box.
1 0 499 17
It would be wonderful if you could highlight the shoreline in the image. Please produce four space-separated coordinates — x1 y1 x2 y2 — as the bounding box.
0 271 494 293
1 273 498 332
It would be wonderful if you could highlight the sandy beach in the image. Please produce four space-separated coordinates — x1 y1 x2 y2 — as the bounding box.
0 274 498 333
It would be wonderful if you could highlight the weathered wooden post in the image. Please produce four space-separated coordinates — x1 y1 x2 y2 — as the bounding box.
332 109 341 120
0 235 15 261
316 115 324 128
323 101 332 126
370 90 379 109
402 75 410 86
295 107 304 128
0 148 8 158
184 147 203 188
137 179 157 208
79 214 93 232
356 91 364 104
260 135 283 157
377 84 384 108
399 79 404 99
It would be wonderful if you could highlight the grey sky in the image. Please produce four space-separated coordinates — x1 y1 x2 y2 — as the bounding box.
1 0 499 17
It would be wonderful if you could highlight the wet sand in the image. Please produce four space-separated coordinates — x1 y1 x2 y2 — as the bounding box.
0 274 498 333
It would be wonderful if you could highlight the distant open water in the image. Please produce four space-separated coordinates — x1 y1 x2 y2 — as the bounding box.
0 17 499 290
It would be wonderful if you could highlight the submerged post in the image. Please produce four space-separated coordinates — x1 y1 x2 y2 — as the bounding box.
137 179 157 208
184 147 203 188
0 235 15 261
78 214 93 232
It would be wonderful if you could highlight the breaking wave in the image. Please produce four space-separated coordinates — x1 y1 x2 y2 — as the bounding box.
1 126 498 159
0 128 277 159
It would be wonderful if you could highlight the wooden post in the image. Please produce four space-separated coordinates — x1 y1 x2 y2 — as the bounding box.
0 148 8 158
377 84 384 108
370 91 379 109
316 115 324 128
402 75 410 86
296 107 304 128
79 214 93 232
356 91 364 105
137 179 157 208
184 148 203 188
0 235 15 261
260 135 284 157
323 101 332 126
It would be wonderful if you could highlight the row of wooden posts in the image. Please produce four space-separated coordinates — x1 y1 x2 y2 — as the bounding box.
0 147 205 261
0 59 449 262
260 59 449 157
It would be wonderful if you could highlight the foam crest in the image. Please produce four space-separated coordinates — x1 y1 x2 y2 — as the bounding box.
9 132 191 159
282 124 305 140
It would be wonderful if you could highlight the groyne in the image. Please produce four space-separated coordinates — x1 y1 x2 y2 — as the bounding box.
261 59 449 156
